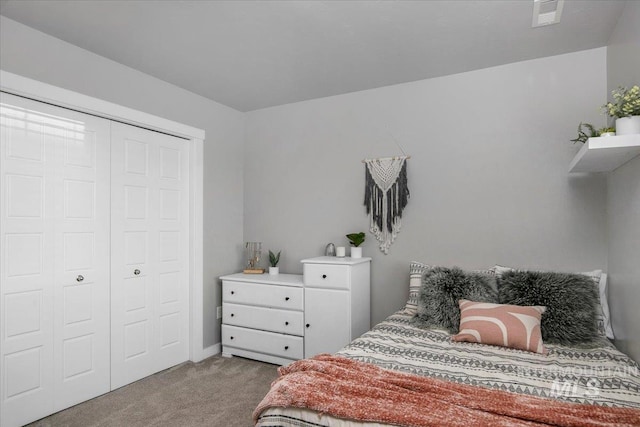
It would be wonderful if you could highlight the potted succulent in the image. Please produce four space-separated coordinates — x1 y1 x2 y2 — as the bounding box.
346 232 365 259
602 85 640 135
268 250 281 275
598 126 616 137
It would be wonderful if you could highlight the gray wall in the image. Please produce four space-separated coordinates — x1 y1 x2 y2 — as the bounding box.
3 12 633 357
246 48 609 326
606 0 640 362
0 16 245 349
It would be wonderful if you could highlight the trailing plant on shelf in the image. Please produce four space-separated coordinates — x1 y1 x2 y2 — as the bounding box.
346 232 365 247
602 85 640 119
570 123 597 144
571 123 616 144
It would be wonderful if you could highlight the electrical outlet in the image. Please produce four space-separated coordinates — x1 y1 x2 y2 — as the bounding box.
216 306 222 319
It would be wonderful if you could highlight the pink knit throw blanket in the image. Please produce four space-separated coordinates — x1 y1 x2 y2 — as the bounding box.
253 354 640 427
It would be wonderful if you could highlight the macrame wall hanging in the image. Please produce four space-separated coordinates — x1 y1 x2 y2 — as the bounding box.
363 155 410 254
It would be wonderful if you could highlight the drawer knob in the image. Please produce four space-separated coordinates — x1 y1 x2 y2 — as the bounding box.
285 297 290 301
76 275 84 282
231 291 235 295
230 313 234 317
306 324 310 328
285 321 289 325
322 274 327 279
134 269 141 275
284 346 289 350
230 336 234 340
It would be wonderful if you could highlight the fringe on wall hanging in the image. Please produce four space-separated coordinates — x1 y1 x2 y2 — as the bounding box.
363 156 410 254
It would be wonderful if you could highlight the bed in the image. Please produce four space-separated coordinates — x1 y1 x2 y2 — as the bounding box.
254 264 640 426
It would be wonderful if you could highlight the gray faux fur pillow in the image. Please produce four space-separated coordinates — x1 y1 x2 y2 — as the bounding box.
498 270 599 346
412 267 498 333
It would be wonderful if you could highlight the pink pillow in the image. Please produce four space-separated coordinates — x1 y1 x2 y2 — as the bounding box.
452 299 547 354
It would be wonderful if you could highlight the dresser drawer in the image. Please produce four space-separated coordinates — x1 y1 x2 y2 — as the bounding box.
222 325 303 360
222 281 303 310
223 303 303 336
304 264 350 289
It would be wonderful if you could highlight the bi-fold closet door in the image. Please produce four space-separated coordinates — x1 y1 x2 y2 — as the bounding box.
0 92 111 426
110 122 190 389
0 93 189 427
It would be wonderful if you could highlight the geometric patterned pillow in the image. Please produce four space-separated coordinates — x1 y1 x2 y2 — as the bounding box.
452 299 547 354
493 265 612 339
401 261 432 315
597 273 614 339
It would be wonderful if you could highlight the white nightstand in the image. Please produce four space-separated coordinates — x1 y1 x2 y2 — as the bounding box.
301 256 371 358
220 273 304 365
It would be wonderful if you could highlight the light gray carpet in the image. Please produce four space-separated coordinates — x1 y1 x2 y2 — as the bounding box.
27 355 278 427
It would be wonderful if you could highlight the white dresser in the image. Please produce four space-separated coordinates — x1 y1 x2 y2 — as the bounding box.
301 257 371 358
220 257 371 365
220 273 304 365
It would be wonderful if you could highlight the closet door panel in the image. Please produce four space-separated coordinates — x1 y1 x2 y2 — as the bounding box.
111 126 156 388
111 123 188 390
0 93 110 426
1 95 55 426
52 113 110 411
155 138 189 369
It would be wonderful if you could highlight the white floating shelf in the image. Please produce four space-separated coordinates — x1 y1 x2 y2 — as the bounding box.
569 134 640 173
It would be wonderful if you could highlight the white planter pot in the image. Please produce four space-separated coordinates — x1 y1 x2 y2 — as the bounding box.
615 116 640 135
269 266 279 275
350 247 362 259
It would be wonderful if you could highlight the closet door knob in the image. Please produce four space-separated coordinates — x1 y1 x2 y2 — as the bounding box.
134 269 140 275
322 274 327 279
306 324 310 328
76 275 84 282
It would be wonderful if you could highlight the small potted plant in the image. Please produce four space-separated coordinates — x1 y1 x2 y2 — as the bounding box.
598 126 616 137
268 250 281 275
602 85 640 135
346 232 365 259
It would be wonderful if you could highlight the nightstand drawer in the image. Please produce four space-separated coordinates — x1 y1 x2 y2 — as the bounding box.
222 325 303 360
223 303 303 335
304 264 350 289
223 281 303 310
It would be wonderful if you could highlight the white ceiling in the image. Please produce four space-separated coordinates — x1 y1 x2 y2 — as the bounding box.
0 0 626 112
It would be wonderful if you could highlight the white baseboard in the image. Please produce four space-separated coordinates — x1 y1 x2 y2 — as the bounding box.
200 343 221 360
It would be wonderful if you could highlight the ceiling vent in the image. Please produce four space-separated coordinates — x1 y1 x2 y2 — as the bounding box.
532 0 564 27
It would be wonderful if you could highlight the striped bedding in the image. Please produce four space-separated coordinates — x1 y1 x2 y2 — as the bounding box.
255 310 640 427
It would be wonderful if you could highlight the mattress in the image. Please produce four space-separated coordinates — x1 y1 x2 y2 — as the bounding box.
256 310 640 426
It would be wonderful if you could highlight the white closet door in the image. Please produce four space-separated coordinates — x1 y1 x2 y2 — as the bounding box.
110 122 189 389
0 93 110 427
51 99 111 410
